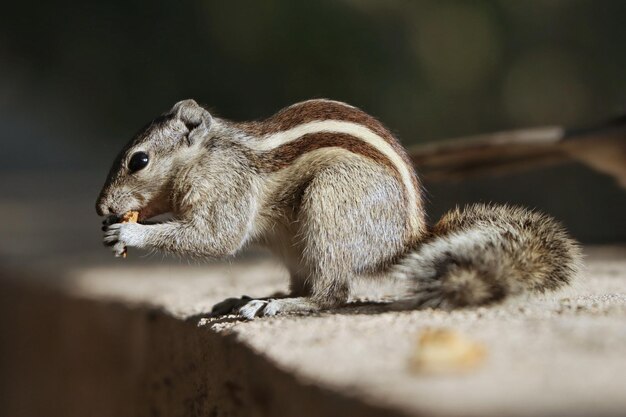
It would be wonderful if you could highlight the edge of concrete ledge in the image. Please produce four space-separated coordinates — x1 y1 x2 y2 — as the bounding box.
0 272 410 417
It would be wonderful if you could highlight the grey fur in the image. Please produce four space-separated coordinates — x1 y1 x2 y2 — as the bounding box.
97 99 582 319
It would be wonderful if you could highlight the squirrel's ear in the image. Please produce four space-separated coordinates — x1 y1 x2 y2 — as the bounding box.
171 99 212 146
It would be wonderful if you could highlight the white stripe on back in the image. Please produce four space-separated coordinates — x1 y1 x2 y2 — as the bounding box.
293 98 356 109
245 120 421 234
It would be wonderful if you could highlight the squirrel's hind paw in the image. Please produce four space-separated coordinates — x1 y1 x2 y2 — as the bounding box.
211 296 321 319
239 299 271 319
238 297 320 319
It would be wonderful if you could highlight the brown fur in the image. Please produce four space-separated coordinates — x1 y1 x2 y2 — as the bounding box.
248 132 400 177
237 100 422 198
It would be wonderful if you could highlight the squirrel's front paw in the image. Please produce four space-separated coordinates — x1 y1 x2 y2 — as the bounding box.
102 222 145 257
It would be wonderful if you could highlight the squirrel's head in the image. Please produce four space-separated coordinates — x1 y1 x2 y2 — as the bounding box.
96 99 212 218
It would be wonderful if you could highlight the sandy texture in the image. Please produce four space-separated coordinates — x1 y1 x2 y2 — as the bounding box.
34 245 624 417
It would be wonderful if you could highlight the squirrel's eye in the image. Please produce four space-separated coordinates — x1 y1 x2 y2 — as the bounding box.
128 152 149 172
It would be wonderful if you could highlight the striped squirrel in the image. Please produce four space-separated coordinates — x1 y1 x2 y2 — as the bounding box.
97 99 581 318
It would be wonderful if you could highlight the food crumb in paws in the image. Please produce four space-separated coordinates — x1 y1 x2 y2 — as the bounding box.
120 211 139 258
409 328 486 374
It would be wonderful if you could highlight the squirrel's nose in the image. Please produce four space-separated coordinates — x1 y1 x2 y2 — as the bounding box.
96 203 109 217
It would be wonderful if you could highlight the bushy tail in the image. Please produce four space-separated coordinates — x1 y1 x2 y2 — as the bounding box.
393 204 582 309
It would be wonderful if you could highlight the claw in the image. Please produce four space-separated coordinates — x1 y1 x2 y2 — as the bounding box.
102 215 121 226
113 242 126 257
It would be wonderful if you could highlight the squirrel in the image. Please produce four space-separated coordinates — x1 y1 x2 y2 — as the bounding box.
97 99 582 318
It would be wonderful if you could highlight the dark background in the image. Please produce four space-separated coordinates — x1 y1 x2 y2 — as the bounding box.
1 0 625 264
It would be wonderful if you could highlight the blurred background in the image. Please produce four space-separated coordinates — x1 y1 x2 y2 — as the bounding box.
1 0 625 269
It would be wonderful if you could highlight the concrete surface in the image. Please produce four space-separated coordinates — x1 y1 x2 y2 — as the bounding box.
1 245 625 417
